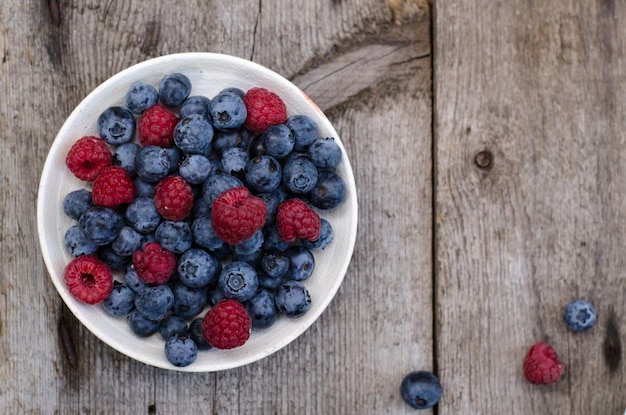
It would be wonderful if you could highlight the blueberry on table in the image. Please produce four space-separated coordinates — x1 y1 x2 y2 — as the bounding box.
400 371 442 410
563 299 597 332
165 335 198 367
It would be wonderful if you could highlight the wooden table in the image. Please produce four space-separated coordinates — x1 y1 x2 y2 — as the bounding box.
2 0 624 413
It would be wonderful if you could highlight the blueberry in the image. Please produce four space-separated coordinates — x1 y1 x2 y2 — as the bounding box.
230 229 264 256
302 218 333 250
262 225 290 252
286 114 318 151
97 245 131 271
64 225 99 257
164 146 183 173
258 271 285 291
218 261 259 302
103 282 136 317
220 147 249 176
123 265 147 293
134 285 175 321
98 106 136 145
159 315 188 340
213 128 250 156
191 215 225 252
133 177 156 197
179 154 212 185
63 189 93 220
275 280 311 318
159 73 192 107
135 145 171 183
164 335 198 367
155 221 192 254
209 91 247 131
256 187 288 225
174 114 214 155
285 246 315 281
170 281 208 319
248 134 266 158
177 248 221 288
245 155 282 193
126 81 158 114
261 124 295 159
207 285 226 306
563 299 597 332
202 173 243 206
308 170 346 209
128 309 160 337
220 87 245 98
125 196 162 234
400 371 441 410
232 248 264 269
261 250 290 280
307 137 342 169
246 289 278 328
113 142 142 177
111 226 145 257
282 153 319 195
179 95 211 119
188 318 212 350
78 207 123 245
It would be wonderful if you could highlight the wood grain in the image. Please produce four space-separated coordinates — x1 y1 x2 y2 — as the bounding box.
0 0 433 413
434 0 626 413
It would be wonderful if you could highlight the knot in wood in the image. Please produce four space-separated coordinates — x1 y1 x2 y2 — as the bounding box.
474 150 493 170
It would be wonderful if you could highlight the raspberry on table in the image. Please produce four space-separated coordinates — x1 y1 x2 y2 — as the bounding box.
132 242 177 285
201 299 252 349
153 175 194 221
92 165 137 207
275 198 321 243
63 255 114 305
243 87 288 133
65 136 112 181
523 342 564 385
211 186 267 245
138 104 179 147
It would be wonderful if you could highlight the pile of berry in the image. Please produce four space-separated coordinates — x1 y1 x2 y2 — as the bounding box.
61 72 347 368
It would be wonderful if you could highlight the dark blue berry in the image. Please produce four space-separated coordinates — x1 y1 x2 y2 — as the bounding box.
218 261 259 302
98 106 136 145
307 137 342 169
97 245 131 271
202 173 243 206
179 154 212 185
308 170 346 209
103 282 136 317
135 145 170 183
261 124 295 159
261 250 290 280
563 299 597 332
302 218 333 250
126 81 158 114
64 225 99 257
78 207 123 245
246 289 278 328
262 225 290 252
111 226 145 257
170 281 208 319
188 318 212 350
134 285 175 321
400 371 441 410
248 134 266 158
63 189 93 220
191 215 226 252
177 248 221 288
164 146 183 173
113 142 142 177
282 153 319 195
232 248 264 269
128 309 159 337
245 155 282 193
286 114 318 151
207 285 226 306
125 197 162 234
256 187 288 225
174 114 214 155
220 87 245 98
159 73 192 107
164 335 198 367
213 128 250 156
230 229 263 256
208 91 247 131
258 271 284 291
285 246 315 281
155 221 192 254
159 315 188 340
179 95 210 119
275 280 311 318
220 147 249 176
123 265 147 293
133 177 156 197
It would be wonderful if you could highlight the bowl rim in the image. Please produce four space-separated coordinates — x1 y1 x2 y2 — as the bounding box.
37 52 358 372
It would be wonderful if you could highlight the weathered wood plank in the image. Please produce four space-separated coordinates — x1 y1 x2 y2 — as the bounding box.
435 0 626 413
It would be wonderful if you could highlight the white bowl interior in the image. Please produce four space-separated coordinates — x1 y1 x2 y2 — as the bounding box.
37 53 358 372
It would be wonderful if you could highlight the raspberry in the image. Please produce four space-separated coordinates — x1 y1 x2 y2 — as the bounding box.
92 166 137 207
211 186 267 245
63 255 114 304
523 342 564 385
132 242 177 284
65 136 112 181
276 198 321 242
138 104 179 147
201 299 251 349
243 87 288 133
153 176 194 221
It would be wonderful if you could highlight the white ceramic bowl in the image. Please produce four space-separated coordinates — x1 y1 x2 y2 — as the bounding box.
37 53 358 372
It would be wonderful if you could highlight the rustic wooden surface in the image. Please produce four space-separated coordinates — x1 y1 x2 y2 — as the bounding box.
0 0 624 413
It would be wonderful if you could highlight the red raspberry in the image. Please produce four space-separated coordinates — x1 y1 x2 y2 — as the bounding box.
211 186 267 245
65 136 112 181
132 242 177 284
201 299 252 349
91 166 137 207
137 104 179 147
276 198 321 242
154 176 194 221
523 342 564 385
63 255 114 304
243 87 288 133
